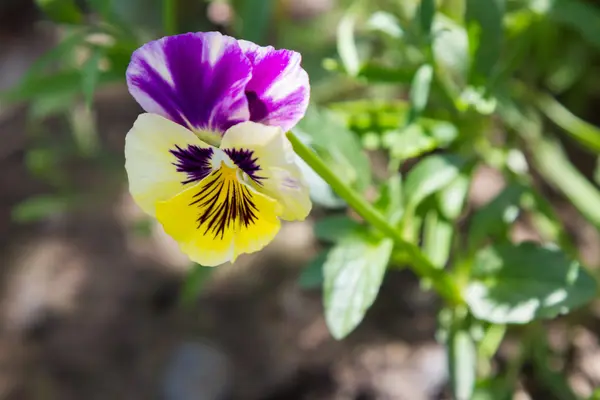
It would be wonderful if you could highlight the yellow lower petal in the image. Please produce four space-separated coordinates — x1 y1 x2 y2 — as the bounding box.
155 162 281 266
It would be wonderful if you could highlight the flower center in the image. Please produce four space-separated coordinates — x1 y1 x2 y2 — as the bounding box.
171 144 262 185
190 162 259 239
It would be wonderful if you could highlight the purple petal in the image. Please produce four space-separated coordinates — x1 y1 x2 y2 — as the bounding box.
127 32 252 135
238 40 310 132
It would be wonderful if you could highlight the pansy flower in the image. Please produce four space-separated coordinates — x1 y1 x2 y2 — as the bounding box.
124 32 311 266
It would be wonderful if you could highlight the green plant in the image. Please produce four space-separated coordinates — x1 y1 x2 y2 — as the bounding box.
6 0 600 398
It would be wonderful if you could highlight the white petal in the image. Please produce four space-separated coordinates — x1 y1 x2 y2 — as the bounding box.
125 113 211 216
220 122 311 221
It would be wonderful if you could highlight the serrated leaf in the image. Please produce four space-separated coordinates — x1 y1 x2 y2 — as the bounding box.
324 231 393 339
466 242 598 324
404 154 466 209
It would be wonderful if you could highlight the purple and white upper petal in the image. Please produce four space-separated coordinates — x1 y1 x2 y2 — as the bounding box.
127 32 252 144
238 40 310 132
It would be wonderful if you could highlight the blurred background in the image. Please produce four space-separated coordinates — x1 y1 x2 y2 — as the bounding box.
2 0 600 399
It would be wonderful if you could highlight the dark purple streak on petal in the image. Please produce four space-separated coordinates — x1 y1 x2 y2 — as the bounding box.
223 148 263 184
171 145 214 184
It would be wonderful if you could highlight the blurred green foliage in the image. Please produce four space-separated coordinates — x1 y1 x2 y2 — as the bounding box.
5 0 600 398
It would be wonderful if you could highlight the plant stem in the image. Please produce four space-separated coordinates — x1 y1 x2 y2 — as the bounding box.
287 131 463 305
163 0 177 36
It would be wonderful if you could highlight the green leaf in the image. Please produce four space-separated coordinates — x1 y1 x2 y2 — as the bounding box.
29 91 78 120
314 215 362 243
383 124 437 160
19 30 89 85
432 14 470 89
3 69 122 103
86 0 113 19
298 252 327 289
324 231 393 339
337 11 360 76
357 63 414 84
531 135 600 231
466 242 598 324
472 378 512 400
82 47 104 108
234 0 273 44
437 172 471 220
180 264 214 305
296 157 347 209
478 323 506 360
162 0 177 35
466 0 505 82
548 0 600 53
36 0 83 24
417 0 436 36
467 184 525 250
293 106 371 192
12 195 70 223
423 209 453 268
407 64 434 124
535 91 600 154
404 154 466 209
448 328 477 400
366 11 403 38
374 174 403 224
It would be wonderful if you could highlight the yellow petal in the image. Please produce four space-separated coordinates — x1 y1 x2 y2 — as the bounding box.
155 162 281 266
125 113 211 216
220 121 311 221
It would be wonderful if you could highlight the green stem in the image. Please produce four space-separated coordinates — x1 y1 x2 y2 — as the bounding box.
287 132 463 305
163 0 177 35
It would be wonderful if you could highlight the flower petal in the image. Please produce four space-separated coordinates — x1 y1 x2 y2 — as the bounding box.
127 32 252 142
125 113 212 216
155 162 281 266
220 122 311 221
238 40 310 132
